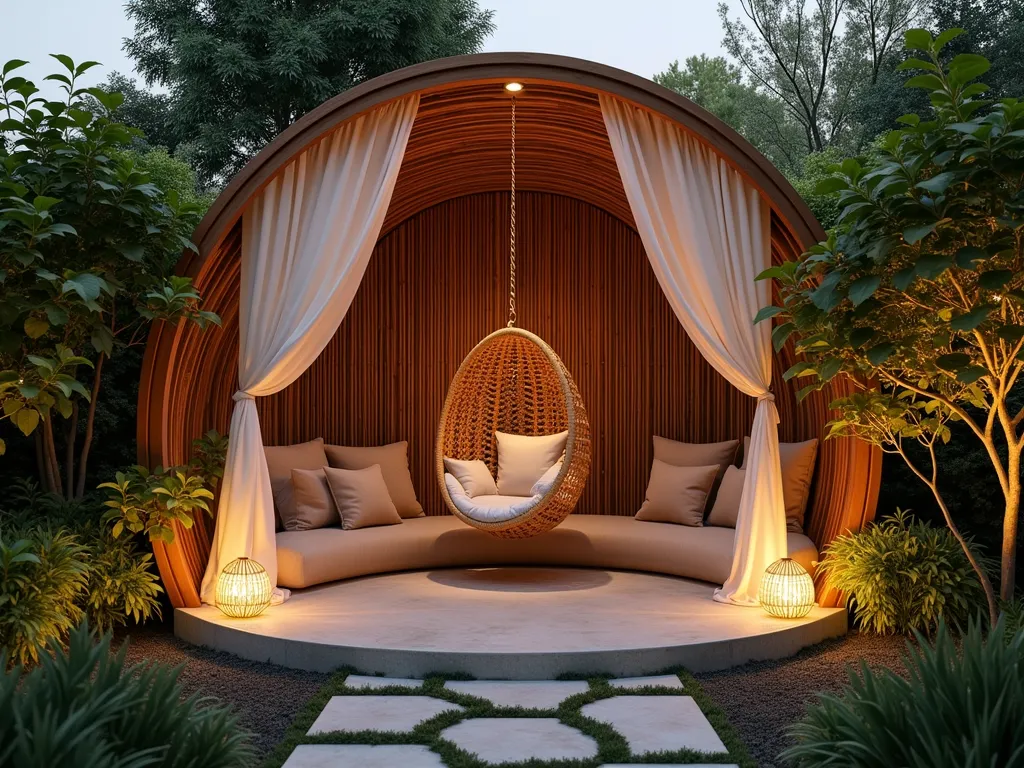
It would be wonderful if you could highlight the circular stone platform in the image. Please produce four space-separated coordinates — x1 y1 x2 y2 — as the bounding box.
174 567 846 678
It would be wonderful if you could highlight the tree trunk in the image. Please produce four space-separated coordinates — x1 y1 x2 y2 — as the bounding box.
76 353 104 499
933 487 1000 626
35 430 51 492
43 416 63 497
901 445 1000 625
65 401 78 500
1001 452 1020 602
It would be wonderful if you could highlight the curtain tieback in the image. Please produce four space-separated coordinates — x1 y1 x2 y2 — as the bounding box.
232 390 256 403
757 391 775 403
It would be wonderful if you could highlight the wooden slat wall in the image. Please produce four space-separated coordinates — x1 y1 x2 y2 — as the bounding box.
147 191 879 607
170 191 853 524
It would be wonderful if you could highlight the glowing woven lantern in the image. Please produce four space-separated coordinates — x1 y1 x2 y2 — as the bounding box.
216 557 271 618
759 558 814 619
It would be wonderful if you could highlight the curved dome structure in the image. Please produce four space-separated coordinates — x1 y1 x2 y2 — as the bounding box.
138 53 881 609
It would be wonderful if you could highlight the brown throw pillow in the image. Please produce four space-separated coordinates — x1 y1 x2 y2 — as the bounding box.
285 468 338 531
635 460 719 526
652 436 740 506
706 465 745 528
323 465 403 530
741 436 819 533
325 441 424 518
264 438 329 531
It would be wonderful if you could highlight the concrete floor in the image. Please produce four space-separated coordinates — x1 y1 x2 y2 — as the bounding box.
176 567 846 677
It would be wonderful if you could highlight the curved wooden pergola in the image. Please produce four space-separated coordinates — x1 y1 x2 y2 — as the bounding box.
139 53 881 609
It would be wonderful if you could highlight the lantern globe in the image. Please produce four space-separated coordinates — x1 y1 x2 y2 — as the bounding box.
216 557 272 618
759 557 815 619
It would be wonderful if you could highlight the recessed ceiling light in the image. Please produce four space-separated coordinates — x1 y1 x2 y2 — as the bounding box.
504 82 524 93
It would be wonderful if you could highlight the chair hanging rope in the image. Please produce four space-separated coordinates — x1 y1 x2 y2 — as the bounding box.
435 87 592 538
508 96 516 328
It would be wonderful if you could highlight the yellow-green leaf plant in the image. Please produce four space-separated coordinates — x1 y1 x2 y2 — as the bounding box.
99 430 226 545
757 29 1024 625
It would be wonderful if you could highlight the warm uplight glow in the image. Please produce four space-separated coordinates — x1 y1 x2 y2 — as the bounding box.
504 81 524 92
216 557 272 618
760 558 815 619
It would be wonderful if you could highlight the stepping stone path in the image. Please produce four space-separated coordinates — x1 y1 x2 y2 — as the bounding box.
307 695 463 734
444 680 589 708
283 673 737 767
582 696 728 755
283 744 445 767
442 717 598 762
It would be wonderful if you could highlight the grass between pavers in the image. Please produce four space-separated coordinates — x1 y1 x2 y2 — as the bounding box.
262 668 757 768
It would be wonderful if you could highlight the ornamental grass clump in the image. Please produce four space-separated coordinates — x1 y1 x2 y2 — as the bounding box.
0 623 255 768
818 510 988 635
782 618 1024 768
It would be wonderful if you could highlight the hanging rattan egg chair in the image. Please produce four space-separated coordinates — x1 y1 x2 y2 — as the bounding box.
436 326 592 538
435 86 592 539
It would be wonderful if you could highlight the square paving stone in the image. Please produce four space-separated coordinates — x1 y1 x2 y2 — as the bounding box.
307 695 463 734
607 674 684 690
345 674 423 690
444 680 589 708
582 696 727 755
441 717 598 762
282 744 445 767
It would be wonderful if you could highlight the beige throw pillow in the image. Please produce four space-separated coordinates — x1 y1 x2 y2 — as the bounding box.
652 436 739 501
635 460 719 526
706 465 746 528
325 441 424 518
495 430 569 496
741 436 819 533
286 469 338 531
264 438 329 531
323 465 403 530
443 457 498 498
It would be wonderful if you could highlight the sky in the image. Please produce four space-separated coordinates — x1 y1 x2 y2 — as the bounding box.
3 0 731 93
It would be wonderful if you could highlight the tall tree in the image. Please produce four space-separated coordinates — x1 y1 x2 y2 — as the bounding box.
847 0 928 83
931 0 1024 98
654 55 806 173
100 72 178 153
124 0 495 184
718 0 924 153
0 57 217 497
855 1 1024 155
756 30 1024 613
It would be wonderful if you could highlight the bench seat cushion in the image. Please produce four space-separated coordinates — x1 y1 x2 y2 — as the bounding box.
276 514 818 590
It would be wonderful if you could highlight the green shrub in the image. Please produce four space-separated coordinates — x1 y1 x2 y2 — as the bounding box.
0 622 255 768
818 510 989 634
0 481 163 665
782 618 1024 768
81 528 162 633
0 529 87 666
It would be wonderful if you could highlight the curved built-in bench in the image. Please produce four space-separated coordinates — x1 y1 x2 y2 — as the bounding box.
276 513 818 590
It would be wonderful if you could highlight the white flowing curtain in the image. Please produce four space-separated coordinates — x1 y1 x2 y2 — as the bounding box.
199 96 419 604
600 95 786 606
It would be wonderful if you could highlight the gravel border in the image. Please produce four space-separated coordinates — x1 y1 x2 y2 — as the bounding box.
694 631 910 767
